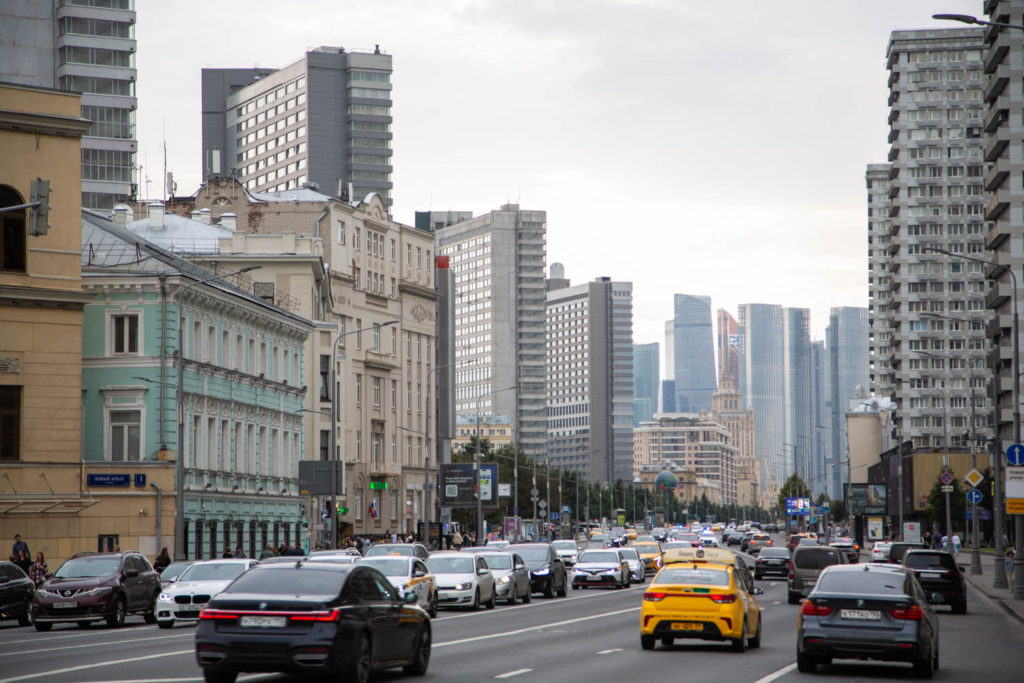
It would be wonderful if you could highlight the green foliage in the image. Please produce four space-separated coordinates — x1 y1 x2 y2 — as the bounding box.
829 499 847 523
777 473 811 512
924 468 966 534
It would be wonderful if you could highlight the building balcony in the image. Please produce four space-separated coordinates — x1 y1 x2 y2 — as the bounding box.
888 127 899 144
984 106 1008 133
985 191 1009 221
888 183 899 199
984 152 1009 191
888 90 899 107
985 279 1012 310
986 223 1009 251
888 165 899 181
985 73 1009 104
984 134 1008 162
888 146 899 162
888 107 899 125
985 0 1000 17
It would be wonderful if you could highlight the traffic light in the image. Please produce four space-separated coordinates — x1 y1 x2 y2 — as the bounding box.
29 178 51 236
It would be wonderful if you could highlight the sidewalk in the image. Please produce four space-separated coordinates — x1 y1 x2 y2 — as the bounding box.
962 550 1024 624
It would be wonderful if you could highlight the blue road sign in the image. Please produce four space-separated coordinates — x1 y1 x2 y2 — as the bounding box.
967 488 983 504
940 472 954 486
550 512 559 521
1007 443 1024 467
561 505 571 514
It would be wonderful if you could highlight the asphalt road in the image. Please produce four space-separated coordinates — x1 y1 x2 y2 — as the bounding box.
2 559 1023 682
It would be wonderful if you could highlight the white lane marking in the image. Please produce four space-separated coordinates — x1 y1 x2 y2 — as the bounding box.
0 632 192 657
495 670 532 679
753 662 798 683
597 648 623 654
432 588 630 621
435 606 638 648
88 677 275 683
0 649 193 683
0 624 163 647
772 600 782 605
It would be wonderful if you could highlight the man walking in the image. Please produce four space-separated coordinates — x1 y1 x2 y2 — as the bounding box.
11 534 28 562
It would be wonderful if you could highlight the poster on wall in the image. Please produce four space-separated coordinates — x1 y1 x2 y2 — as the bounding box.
846 483 888 515
867 517 885 541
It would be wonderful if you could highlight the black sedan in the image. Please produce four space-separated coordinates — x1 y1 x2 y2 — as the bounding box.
797 564 939 678
195 562 430 683
903 549 967 614
0 561 35 626
753 547 790 580
506 543 568 598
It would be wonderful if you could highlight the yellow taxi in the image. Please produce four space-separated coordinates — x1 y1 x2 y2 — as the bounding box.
662 546 737 567
641 560 763 652
624 528 639 541
632 541 663 573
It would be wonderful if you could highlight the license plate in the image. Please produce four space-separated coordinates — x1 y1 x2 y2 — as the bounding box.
239 615 286 628
921 572 942 579
840 609 881 621
53 601 77 609
180 604 201 611
438 592 452 600
587 575 603 581
671 622 702 631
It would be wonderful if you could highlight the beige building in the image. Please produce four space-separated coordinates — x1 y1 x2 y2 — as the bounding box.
635 464 722 507
633 413 738 505
710 375 760 510
847 409 891 485
452 414 514 452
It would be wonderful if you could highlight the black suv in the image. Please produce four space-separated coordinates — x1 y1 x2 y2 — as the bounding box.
0 561 35 626
903 549 967 613
507 543 568 598
32 551 161 630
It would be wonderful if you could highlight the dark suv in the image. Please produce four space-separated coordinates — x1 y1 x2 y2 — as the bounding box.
0 561 35 626
902 549 967 613
32 551 161 630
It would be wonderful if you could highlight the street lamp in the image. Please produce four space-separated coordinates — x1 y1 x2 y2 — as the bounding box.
174 265 260 562
933 13 1024 31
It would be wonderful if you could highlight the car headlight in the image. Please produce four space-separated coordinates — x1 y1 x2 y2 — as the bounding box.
37 589 61 598
159 592 173 602
79 586 113 597
599 568 614 574
532 568 550 576
396 585 406 594
497 576 511 585
454 582 472 591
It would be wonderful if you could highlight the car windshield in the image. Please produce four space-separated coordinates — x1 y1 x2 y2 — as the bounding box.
161 562 192 580
794 550 841 569
225 568 344 595
178 563 248 582
904 553 956 571
512 547 550 562
816 570 909 595
359 559 409 576
580 551 620 563
426 556 475 574
634 544 658 553
552 541 577 550
482 555 512 570
663 542 692 550
365 545 413 557
619 549 639 560
54 557 121 578
654 568 730 586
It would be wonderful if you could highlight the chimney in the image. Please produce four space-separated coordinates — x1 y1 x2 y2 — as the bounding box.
220 212 237 231
148 202 165 231
198 208 212 225
190 210 203 223
113 206 129 227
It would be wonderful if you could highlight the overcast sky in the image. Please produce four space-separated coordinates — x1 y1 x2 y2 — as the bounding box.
136 0 980 346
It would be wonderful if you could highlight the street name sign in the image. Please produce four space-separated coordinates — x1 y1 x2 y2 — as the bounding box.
941 485 954 493
1006 467 1024 514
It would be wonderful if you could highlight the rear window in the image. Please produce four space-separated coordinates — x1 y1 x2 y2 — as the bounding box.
753 535 770 541
759 548 789 559
904 553 955 571
426 556 475 574
815 569 909 595
580 551 620 563
619 549 639 560
226 567 345 595
794 549 841 570
179 563 249 582
359 558 409 577
481 555 512 570
365 545 413 557
654 568 730 587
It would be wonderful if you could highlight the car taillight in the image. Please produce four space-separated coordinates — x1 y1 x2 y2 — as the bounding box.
709 594 737 604
788 562 795 580
801 601 832 616
643 592 667 602
289 609 342 622
889 605 925 620
198 609 238 620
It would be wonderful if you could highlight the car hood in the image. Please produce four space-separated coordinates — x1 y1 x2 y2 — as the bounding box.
432 572 476 584
523 561 551 572
164 579 236 596
44 576 113 590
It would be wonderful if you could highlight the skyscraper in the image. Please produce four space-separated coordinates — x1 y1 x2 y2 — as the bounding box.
434 204 547 461
717 309 740 385
810 340 833 499
873 28 992 451
202 46 393 206
546 269 634 483
827 307 870 499
633 342 660 426
666 294 717 413
0 0 138 210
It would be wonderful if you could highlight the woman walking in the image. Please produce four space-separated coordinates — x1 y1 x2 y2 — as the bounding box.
29 552 48 587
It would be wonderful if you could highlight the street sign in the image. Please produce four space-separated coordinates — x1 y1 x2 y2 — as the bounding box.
498 483 512 497
940 472 953 486
821 502 830 512
965 469 984 488
941 485 954 493
538 499 548 510
561 505 571 514
1006 467 1024 514
550 512 559 521
1006 443 1024 467
966 488 983 504
530 487 539 497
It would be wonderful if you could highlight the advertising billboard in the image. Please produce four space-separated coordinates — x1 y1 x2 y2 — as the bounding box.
785 497 811 515
439 463 498 508
846 483 888 515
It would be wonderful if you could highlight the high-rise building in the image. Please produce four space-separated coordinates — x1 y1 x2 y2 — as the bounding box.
0 0 138 211
546 268 634 483
826 307 870 499
666 294 717 412
874 28 992 451
810 340 833 499
434 204 547 461
202 46 393 206
717 309 740 385
633 342 659 426
737 304 811 493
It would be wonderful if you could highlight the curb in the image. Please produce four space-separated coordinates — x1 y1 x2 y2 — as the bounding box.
963 572 1024 626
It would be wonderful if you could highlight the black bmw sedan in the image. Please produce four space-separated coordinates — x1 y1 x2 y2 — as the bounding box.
195 562 430 683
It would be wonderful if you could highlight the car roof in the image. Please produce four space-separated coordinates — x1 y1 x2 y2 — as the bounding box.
188 558 255 565
253 561 353 573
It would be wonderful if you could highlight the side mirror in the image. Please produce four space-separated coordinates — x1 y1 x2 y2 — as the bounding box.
957 566 966 573
478 568 489 576
751 586 764 595
515 563 525 571
404 591 419 605
413 568 426 578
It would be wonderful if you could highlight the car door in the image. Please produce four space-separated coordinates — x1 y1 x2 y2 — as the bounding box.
549 548 565 590
411 559 432 608
734 566 759 634
350 568 404 661
122 556 144 610
512 554 529 595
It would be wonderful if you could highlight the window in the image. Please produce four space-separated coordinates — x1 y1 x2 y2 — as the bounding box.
319 354 330 401
372 377 381 406
109 409 141 461
355 374 363 404
0 386 21 460
354 227 360 250
0 185 27 272
111 314 139 354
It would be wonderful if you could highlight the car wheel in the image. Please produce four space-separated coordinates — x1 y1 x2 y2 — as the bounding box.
402 624 431 676
731 619 747 652
749 614 762 648
344 631 372 683
953 598 967 614
522 584 531 603
640 634 655 650
506 584 517 606
471 588 480 610
34 621 52 632
572 583 579 590
787 591 800 605
17 612 32 627
106 597 126 628
543 580 554 599
661 636 674 647
913 645 935 679
429 590 439 618
486 588 496 609
157 620 174 629
202 670 237 683
144 595 158 624
796 650 817 673
556 576 567 597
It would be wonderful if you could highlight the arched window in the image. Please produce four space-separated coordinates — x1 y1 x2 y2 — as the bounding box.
0 185 27 272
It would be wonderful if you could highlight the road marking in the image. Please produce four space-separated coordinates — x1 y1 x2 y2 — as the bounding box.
772 600 782 605
495 670 532 679
432 588 629 621
753 662 797 683
435 606 638 648
0 624 163 647
0 632 192 657
0 649 194 683
597 648 623 654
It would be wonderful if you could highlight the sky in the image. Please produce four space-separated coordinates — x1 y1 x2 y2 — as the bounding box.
136 0 981 346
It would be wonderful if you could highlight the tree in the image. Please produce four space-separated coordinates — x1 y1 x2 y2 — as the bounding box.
924 468 965 536
829 499 847 523
777 473 811 512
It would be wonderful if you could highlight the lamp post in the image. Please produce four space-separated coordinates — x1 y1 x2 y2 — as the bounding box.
418 360 469 545
174 265 260 562
329 320 398 545
933 13 1024 31
923 246 1019 594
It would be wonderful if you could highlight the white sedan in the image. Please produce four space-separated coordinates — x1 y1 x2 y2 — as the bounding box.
358 556 438 617
870 541 893 563
425 552 496 610
155 559 259 628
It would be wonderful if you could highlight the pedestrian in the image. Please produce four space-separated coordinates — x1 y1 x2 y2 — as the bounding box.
154 547 171 573
452 530 463 550
952 532 961 558
11 534 29 563
233 546 245 559
259 544 275 560
14 548 31 574
1006 548 1016 592
29 552 48 587
221 549 233 558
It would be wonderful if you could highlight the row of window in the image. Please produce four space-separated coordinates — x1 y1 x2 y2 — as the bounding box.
82 149 133 182
58 16 133 39
904 50 983 63
82 105 135 139
59 75 134 97
236 78 306 117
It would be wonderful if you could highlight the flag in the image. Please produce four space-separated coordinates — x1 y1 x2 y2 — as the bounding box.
369 500 378 519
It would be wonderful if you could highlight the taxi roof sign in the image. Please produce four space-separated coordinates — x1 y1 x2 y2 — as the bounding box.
662 546 738 567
